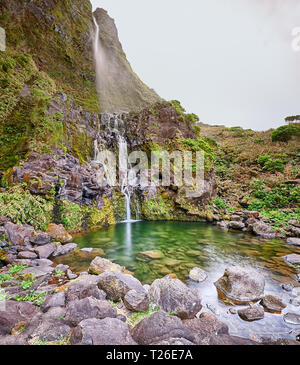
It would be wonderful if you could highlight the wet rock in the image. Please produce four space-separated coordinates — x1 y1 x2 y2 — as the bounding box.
29 233 51 246
65 297 117 326
290 297 300 307
81 248 94 253
88 256 122 275
229 308 237 314
149 276 202 319
284 254 300 266
260 295 286 312
35 243 56 259
131 311 195 345
292 287 300 296
17 251 37 260
214 266 265 302
282 283 293 292
287 238 300 247
206 304 220 316
41 292 66 312
45 224 72 243
228 221 245 230
252 221 277 238
238 304 265 321
183 313 229 345
98 271 145 301
137 250 164 261
0 301 40 335
124 289 149 312
216 221 229 230
262 338 300 346
70 318 136 345
4 223 34 245
283 313 300 325
189 267 207 282
52 243 77 258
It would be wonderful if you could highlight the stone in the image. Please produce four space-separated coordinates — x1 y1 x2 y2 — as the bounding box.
290 297 300 307
66 281 102 303
0 301 40 335
55 264 69 273
4 223 34 245
137 250 164 260
189 267 207 282
52 243 77 258
183 312 229 345
149 276 202 319
45 224 72 243
30 258 53 267
131 311 195 345
228 221 245 230
124 290 149 312
292 287 300 296
88 256 122 275
284 254 300 266
287 238 300 247
29 232 51 246
41 292 66 312
17 251 37 260
35 243 56 259
70 318 136 345
283 313 300 325
21 266 54 278
238 304 265 321
229 308 237 314
209 335 259 345
214 266 265 302
151 338 195 345
252 221 277 238
43 307 67 321
67 269 77 280
98 271 145 301
260 295 286 312
65 297 117 326
81 248 94 253
30 319 71 342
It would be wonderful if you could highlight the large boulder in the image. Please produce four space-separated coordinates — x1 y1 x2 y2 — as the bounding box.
29 232 51 246
148 276 202 319
124 290 149 312
30 319 71 342
65 297 117 326
228 221 245 231
88 256 122 275
98 271 145 301
70 318 137 345
52 243 77 258
45 224 72 243
214 266 265 302
130 311 195 345
65 280 103 303
4 223 34 245
251 221 277 239
41 292 66 312
17 251 37 260
183 312 229 345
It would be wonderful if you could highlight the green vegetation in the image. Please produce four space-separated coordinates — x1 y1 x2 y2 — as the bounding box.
168 100 199 126
54 269 65 278
214 197 227 211
8 264 28 275
14 290 47 306
271 124 300 142
257 155 286 172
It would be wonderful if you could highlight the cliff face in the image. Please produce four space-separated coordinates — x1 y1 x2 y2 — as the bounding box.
93 8 161 112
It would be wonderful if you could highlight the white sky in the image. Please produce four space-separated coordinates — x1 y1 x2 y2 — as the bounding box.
91 0 300 131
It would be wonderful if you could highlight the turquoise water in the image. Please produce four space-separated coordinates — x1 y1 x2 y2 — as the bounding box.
65 221 300 341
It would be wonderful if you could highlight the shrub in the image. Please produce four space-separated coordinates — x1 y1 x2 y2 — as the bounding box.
271 124 300 142
257 155 285 172
214 197 227 210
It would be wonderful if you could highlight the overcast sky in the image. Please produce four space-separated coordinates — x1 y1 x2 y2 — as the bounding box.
91 0 300 131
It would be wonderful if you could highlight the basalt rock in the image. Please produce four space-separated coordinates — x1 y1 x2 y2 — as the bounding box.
238 304 265 321
260 295 286 312
124 289 150 312
52 243 78 258
45 224 72 244
88 256 122 275
4 223 34 245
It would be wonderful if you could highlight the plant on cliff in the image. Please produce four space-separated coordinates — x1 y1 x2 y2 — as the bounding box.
271 124 300 142
257 155 286 172
168 100 199 126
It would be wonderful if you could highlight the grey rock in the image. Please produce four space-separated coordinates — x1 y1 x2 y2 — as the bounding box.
149 276 202 319
284 254 300 266
17 251 37 260
52 243 77 258
292 287 300 297
290 297 300 307
55 264 69 273
30 259 53 267
151 338 195 345
131 311 195 345
29 233 51 246
260 295 286 312
238 304 264 321
124 290 149 312
189 267 207 282
41 292 66 312
89 256 122 275
70 318 136 345
214 266 265 302
35 243 56 259
4 223 34 245
31 319 71 342
65 297 117 326
43 307 67 321
287 238 300 247
98 271 144 301
283 313 300 325
252 221 277 238
21 266 54 278
228 221 245 230
67 269 77 280
66 281 102 303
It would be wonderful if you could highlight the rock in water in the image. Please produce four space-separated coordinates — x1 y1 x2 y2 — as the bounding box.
283 313 300 325
124 289 149 312
287 238 300 247
98 271 145 301
284 254 300 266
149 276 202 319
130 311 195 345
70 318 136 345
238 304 265 321
137 250 164 261
189 267 207 282
214 266 265 302
52 243 77 257
260 295 286 312
88 256 122 275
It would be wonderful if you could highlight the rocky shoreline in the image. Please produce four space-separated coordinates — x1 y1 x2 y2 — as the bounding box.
0 221 299 345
